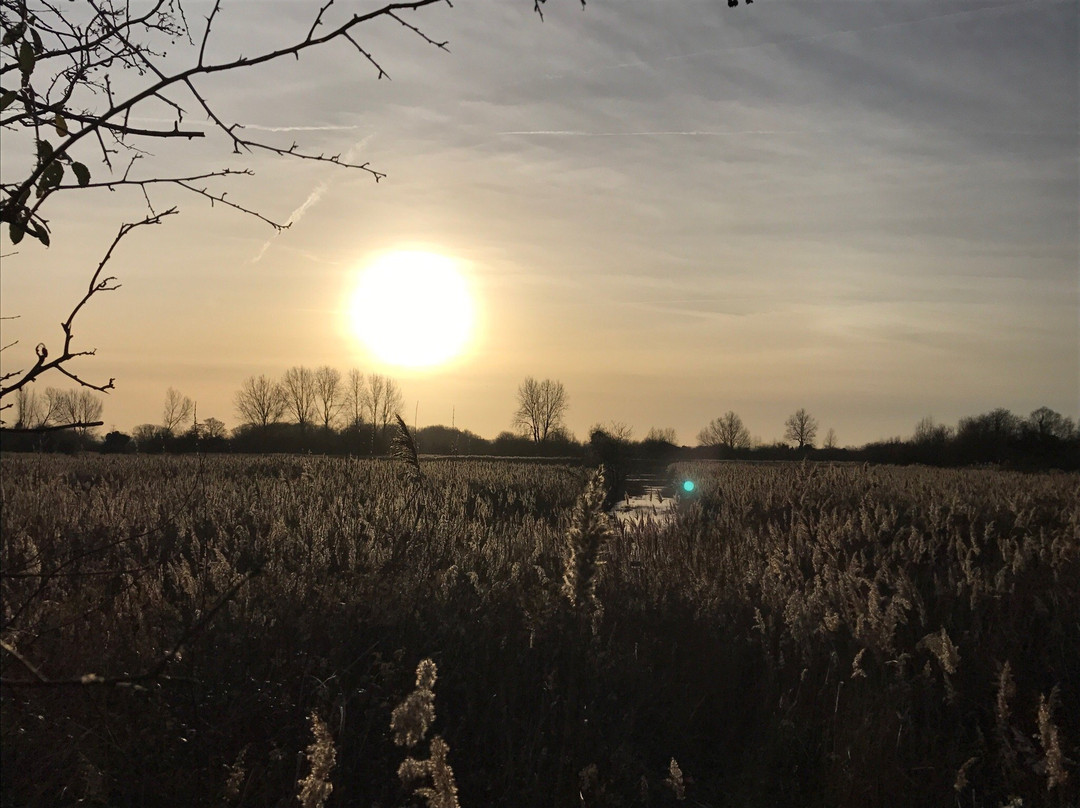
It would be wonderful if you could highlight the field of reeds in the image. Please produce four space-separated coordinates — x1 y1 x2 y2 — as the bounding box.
1 454 1077 807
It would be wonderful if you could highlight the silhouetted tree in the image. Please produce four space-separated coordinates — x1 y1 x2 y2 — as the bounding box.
599 421 634 441
335 369 369 454
823 428 838 450
281 367 317 428
235 374 286 429
1025 407 1075 441
376 376 404 436
202 417 227 440
12 387 42 429
415 425 487 455
2 385 104 435
645 426 678 444
698 411 751 451
132 424 168 453
956 408 1020 463
102 430 134 453
49 388 103 434
358 373 403 452
39 388 64 426
344 368 368 429
492 430 536 456
513 377 568 443
640 427 681 463
588 426 633 508
365 373 387 448
162 387 193 436
784 408 818 450
314 366 345 429
913 415 954 445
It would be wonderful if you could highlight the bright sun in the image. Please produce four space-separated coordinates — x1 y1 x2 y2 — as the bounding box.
349 251 475 368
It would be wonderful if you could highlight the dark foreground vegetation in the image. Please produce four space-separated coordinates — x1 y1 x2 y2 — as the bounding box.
2 455 1077 807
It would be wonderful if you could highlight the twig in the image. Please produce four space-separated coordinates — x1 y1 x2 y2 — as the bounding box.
0 208 176 401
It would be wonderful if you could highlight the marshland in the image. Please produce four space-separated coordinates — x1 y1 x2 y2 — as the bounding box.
2 4 1078 805
2 454 1076 806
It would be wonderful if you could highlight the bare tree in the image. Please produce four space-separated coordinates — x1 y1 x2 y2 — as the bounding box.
513 377 568 443
378 377 405 434
645 426 678 444
313 366 344 430
784 408 819 450
356 373 401 451
823 428 838 450
12 386 41 429
1026 407 1075 441
364 373 386 450
39 386 64 426
365 373 386 429
133 422 168 448
201 417 227 440
958 408 1020 443
235 374 286 429
344 368 368 429
25 386 104 433
698 411 751 450
603 421 634 442
63 389 103 431
913 416 953 445
281 367 317 427
162 387 193 436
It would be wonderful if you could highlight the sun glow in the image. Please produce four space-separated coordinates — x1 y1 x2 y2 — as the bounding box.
349 251 475 368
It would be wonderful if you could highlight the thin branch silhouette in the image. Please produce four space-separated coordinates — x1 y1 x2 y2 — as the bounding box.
0 208 176 407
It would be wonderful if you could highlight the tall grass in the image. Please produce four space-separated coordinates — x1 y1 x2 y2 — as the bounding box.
1 455 1076 806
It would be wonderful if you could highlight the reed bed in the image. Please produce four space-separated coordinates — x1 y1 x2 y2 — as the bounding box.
1 455 1076 807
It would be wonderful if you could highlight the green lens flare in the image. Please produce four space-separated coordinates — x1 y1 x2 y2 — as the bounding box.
682 480 695 493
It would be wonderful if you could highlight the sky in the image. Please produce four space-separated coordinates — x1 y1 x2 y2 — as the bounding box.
1 0 1077 446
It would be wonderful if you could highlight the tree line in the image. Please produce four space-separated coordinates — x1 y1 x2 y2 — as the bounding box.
686 405 1078 469
122 369 409 455
2 369 1076 470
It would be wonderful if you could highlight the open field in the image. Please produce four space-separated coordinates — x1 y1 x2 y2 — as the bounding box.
2 455 1077 807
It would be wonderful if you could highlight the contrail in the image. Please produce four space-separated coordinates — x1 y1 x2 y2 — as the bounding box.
241 123 366 133
251 179 330 263
251 134 373 263
497 129 817 136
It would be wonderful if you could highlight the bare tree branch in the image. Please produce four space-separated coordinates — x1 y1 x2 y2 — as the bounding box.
0 419 102 433
0 208 176 401
1 0 451 238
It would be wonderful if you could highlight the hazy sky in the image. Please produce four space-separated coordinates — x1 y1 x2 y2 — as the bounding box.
2 0 1077 446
